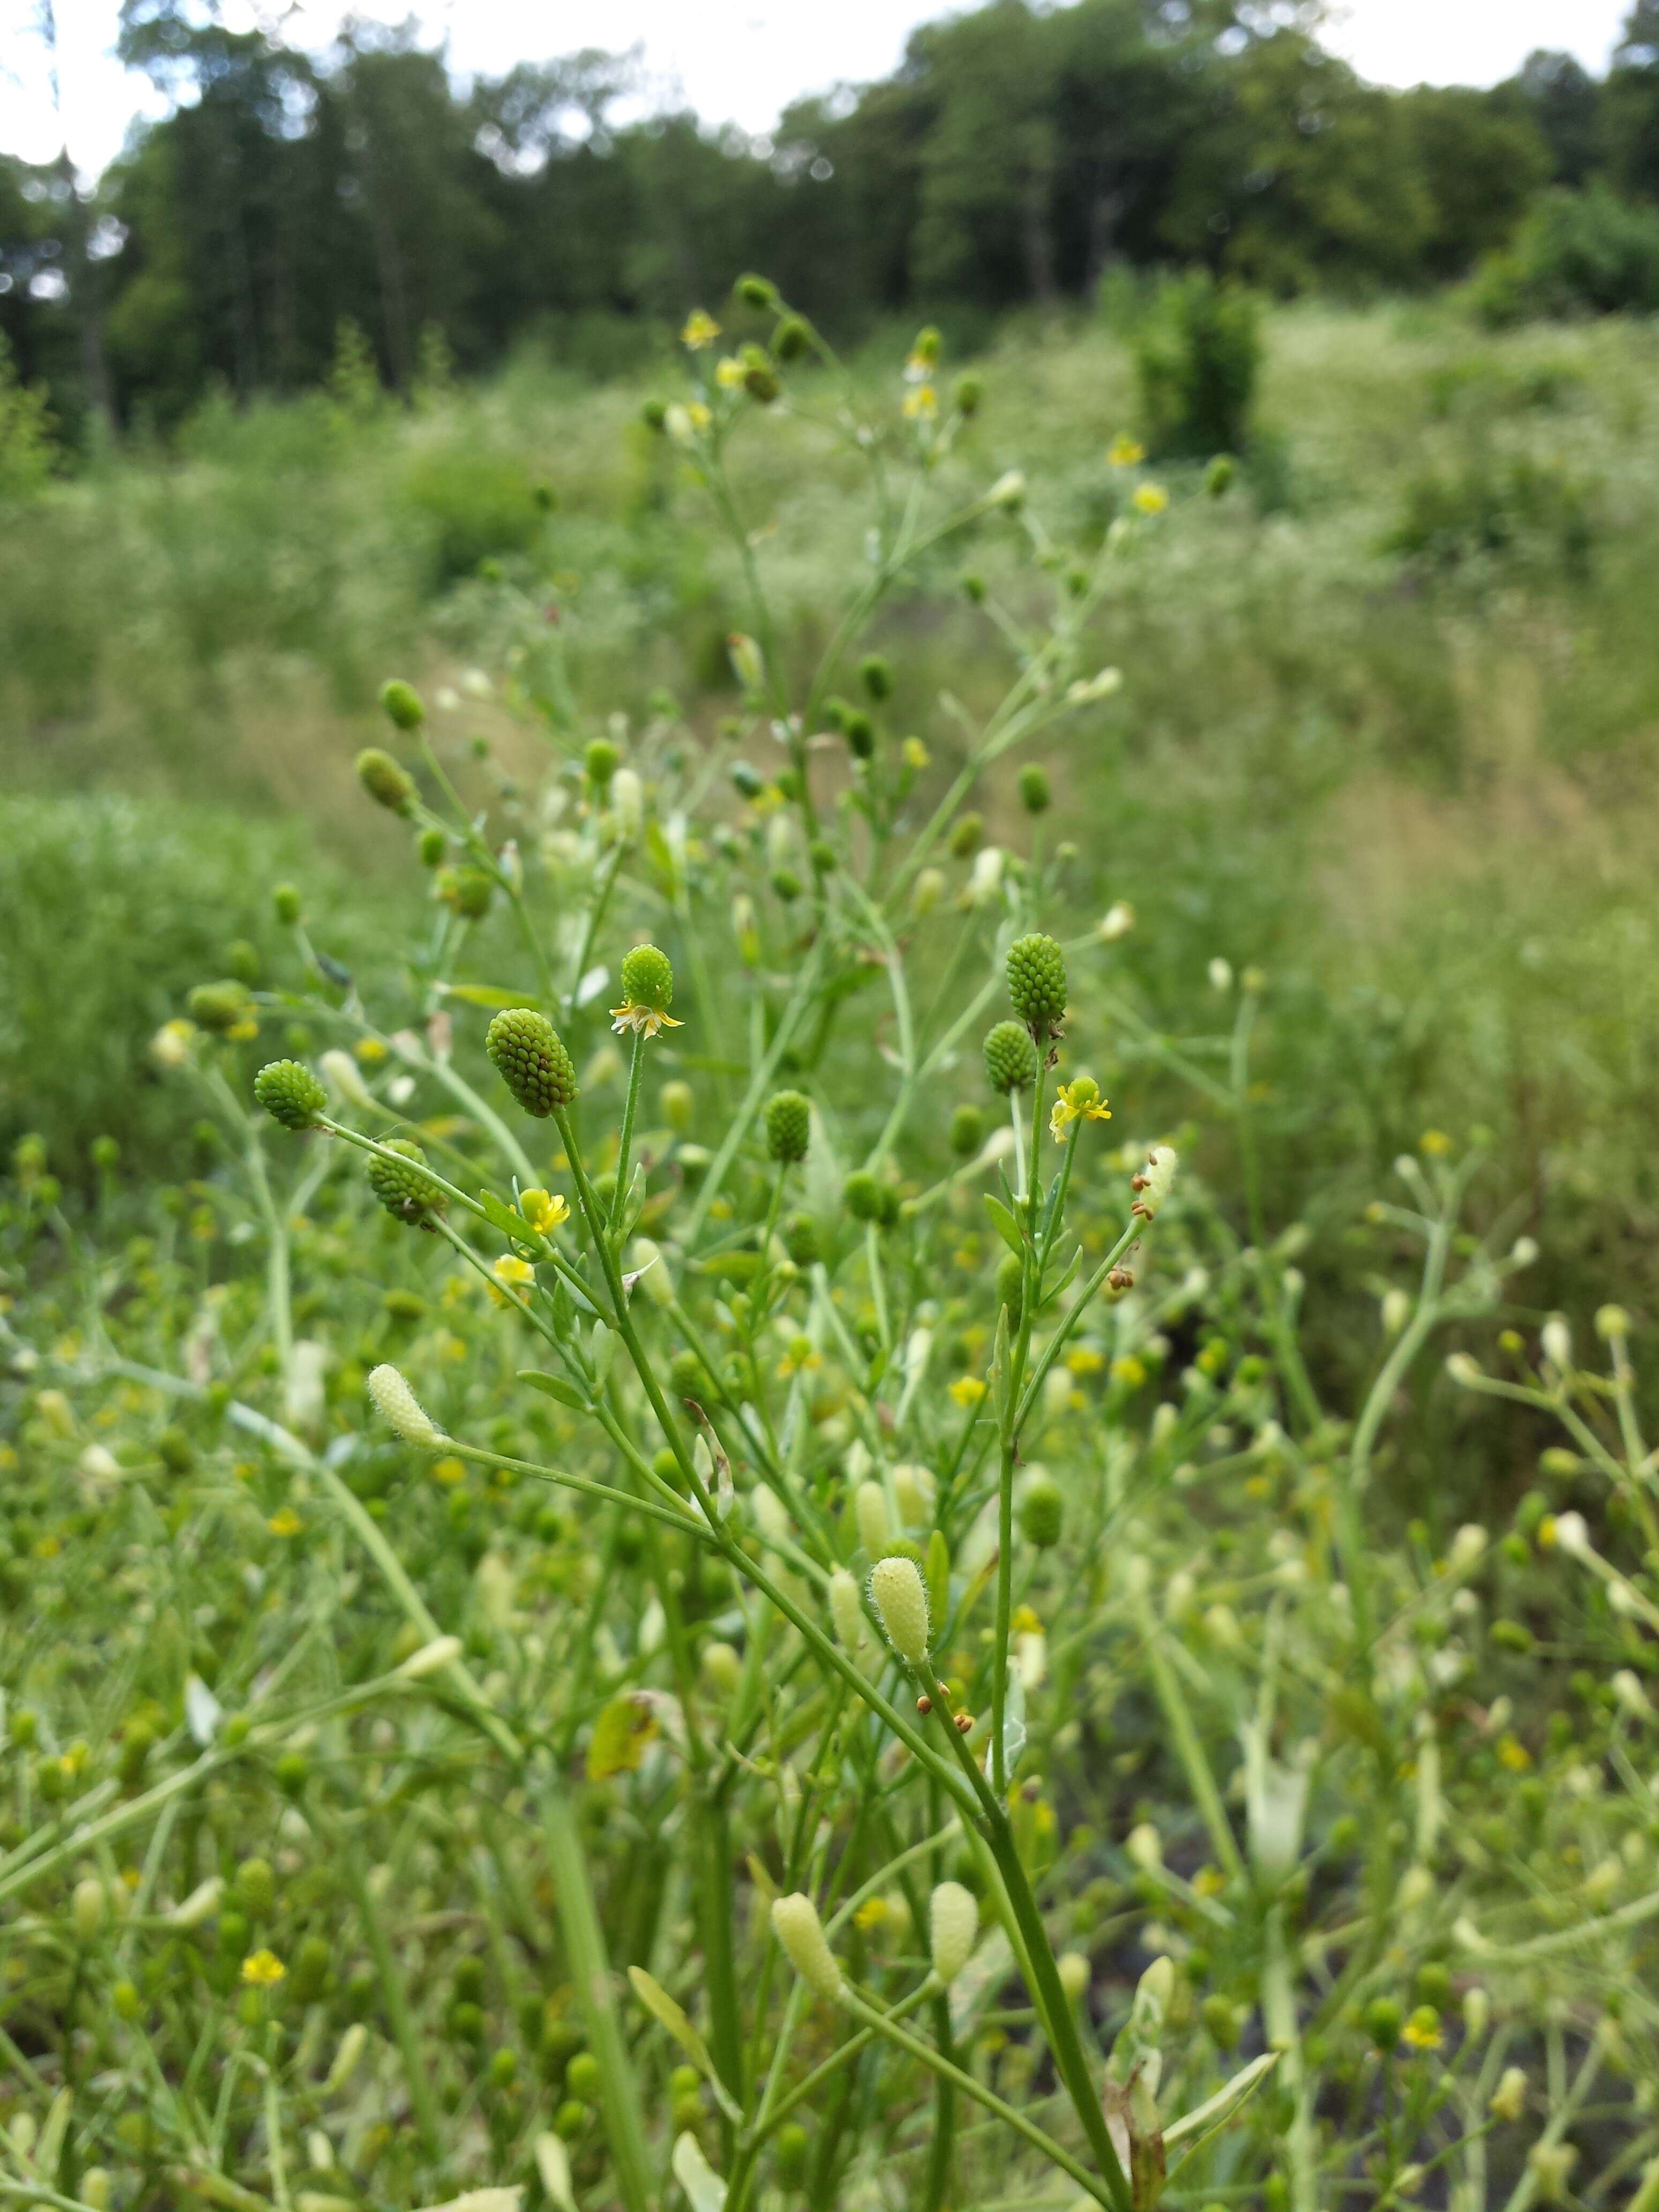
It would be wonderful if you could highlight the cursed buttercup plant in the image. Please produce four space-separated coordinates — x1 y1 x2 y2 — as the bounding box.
9 281 1657 2212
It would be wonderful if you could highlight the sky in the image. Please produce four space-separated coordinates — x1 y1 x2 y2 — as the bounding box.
0 0 1634 180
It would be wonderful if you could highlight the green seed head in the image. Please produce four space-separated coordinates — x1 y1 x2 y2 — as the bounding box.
955 371 983 417
773 316 809 362
272 882 302 926
948 1103 985 1157
438 866 494 920
949 811 983 859
367 1138 447 1228
188 981 253 1033
486 1008 578 1117
641 398 668 432
983 1021 1038 1095
858 654 893 701
1018 764 1051 814
378 678 425 731
765 1090 812 1164
1019 1474 1064 1548
737 273 776 308
842 1171 885 1223
253 1060 327 1131
996 1250 1025 1321
1006 934 1067 1036
661 1078 695 1132
356 747 417 815
619 943 675 1014
233 1856 275 1918
783 1212 820 1267
584 737 619 788
775 2122 810 2186
841 708 876 760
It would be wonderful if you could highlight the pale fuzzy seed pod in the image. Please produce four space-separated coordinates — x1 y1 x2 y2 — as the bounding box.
1099 900 1135 940
1380 1287 1411 1336
1551 1511 1591 1559
1125 1822 1162 1872
629 1237 676 1308
326 2023 368 2093
987 469 1026 507
868 1555 930 1667
395 1634 462 1680
967 846 1005 905
80 2172 111 2211
1057 1951 1091 2002
913 867 946 917
1462 1987 1491 2044
929 1882 978 1985
750 1486 790 1546
855 1480 891 1558
319 1048 376 1111
892 1462 936 1528
367 1364 442 1447
1541 1315 1573 1372
702 1642 742 1695
1449 1525 1488 1571
771 1893 842 2002
1139 1145 1178 1217
1445 1352 1483 1386
72 1877 107 1941
1527 2143 1577 2202
170 1875 225 1927
611 768 645 839
828 1569 867 1652
1612 1668 1649 1718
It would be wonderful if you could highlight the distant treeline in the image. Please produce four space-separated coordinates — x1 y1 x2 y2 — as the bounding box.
3 0 1657 434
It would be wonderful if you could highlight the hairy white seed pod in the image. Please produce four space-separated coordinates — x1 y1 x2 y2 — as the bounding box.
1490 2065 1528 2123
395 1635 462 1680
868 1555 930 1667
611 768 645 839
629 1236 675 1308
326 2023 367 2093
929 1882 979 1985
1139 1145 1178 1217
1058 1951 1091 2001
1449 1525 1487 1571
170 1875 224 1928
1099 900 1135 940
750 1485 790 1546
1551 1511 1591 1559
1541 1316 1573 1372
771 1893 842 2002
72 1877 107 1942
892 1462 936 1528
1380 1287 1411 1336
367 1364 442 1446
1125 1822 1162 1871
828 1568 866 1651
319 1048 376 1111
1462 1987 1490 2043
855 1480 891 1558
1613 1668 1648 1718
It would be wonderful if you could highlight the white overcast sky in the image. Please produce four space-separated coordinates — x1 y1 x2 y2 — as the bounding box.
0 0 1633 180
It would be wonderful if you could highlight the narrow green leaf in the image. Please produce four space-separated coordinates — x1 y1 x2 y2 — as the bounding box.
985 1194 1025 1257
517 1369 590 1413
627 1967 744 2124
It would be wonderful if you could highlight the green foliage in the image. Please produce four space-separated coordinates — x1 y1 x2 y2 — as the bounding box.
1473 184 1659 324
0 331 57 504
1134 273 1261 459
1384 449 1600 576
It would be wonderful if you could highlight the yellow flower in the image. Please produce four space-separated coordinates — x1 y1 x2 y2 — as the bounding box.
902 383 938 420
853 1896 889 1932
714 355 746 388
1065 1345 1105 1377
610 1003 684 1041
902 735 930 770
681 309 721 349
1110 1356 1148 1389
241 1949 286 1987
430 1456 467 1488
1401 2006 1444 2052
518 1188 570 1235
355 1037 387 1063
150 1019 196 1069
1050 1075 1112 1142
1497 1735 1533 1773
1012 1604 1043 1635
267 1507 303 1538
687 400 711 431
778 1337 821 1379
227 1017 259 1042
1132 483 1169 517
1107 433 1145 467
1419 1129 1453 1157
949 1377 988 1408
493 1254 535 1291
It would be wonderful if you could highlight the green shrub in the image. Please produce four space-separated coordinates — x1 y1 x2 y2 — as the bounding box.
1134 270 1261 458
0 331 57 505
400 440 546 586
1472 184 1659 325
1383 447 1598 575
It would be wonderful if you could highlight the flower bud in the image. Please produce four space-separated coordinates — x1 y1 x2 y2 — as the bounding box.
987 470 1026 509
929 1882 978 1984
73 1876 107 1941
1541 1316 1572 1371
378 678 424 730
367 1364 443 1447
771 1893 841 2002
868 1555 930 1667
1125 1822 1161 1871
1490 2065 1527 2123
611 768 645 839
1099 900 1134 940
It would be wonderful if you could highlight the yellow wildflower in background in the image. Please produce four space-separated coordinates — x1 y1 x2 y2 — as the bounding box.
241 1950 286 1986
1107 433 1145 467
715 356 746 388
1132 483 1169 516
681 309 721 349
949 1377 987 1408
267 1507 303 1538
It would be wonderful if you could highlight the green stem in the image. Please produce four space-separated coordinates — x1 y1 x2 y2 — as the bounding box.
609 1028 648 1239
346 1842 443 2169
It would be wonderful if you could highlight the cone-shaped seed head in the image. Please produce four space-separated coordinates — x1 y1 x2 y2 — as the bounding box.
868 1554 930 1667
855 1481 891 1559
765 1090 811 1164
356 748 416 814
771 1893 842 2002
367 1364 442 1446
619 943 675 1013
486 1008 578 1117
983 1021 1038 1095
254 1060 327 1132
930 1882 980 1985
1006 933 1067 1034
367 1138 446 1227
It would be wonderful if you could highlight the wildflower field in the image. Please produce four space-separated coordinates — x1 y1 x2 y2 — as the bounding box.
4 286 1659 2212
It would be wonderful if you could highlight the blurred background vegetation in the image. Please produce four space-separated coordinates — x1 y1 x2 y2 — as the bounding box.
5 0 1659 1402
